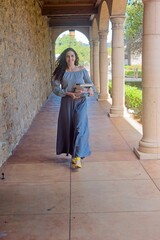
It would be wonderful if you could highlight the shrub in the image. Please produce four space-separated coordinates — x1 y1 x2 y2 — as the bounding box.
138 70 142 78
108 80 112 96
125 85 142 116
125 81 142 89
125 69 142 78
125 69 134 77
124 65 142 78
108 81 142 121
124 64 142 70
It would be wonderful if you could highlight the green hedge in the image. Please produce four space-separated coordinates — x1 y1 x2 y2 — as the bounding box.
125 69 142 78
109 81 142 120
124 65 142 78
125 85 142 115
124 65 141 70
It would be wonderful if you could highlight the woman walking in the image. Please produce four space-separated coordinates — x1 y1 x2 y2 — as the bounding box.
52 48 94 168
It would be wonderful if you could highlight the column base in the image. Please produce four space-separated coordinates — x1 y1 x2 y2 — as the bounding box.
134 147 160 160
98 94 107 101
98 93 111 101
109 106 126 117
139 139 160 153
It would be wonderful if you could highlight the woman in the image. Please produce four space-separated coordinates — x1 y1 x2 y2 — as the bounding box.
52 48 94 168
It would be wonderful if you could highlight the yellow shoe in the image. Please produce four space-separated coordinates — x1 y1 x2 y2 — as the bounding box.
72 157 82 168
71 158 77 164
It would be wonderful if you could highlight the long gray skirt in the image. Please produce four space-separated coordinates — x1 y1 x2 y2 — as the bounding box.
56 96 91 158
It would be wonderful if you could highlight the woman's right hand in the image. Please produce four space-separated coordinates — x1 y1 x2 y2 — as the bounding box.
66 92 80 99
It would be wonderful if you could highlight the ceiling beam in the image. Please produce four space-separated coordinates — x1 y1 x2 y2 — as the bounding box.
49 19 92 27
45 3 93 7
42 6 98 16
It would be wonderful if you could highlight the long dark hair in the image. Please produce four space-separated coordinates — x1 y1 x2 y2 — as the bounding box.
52 48 79 82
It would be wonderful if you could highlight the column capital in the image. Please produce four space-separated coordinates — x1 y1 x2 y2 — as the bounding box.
98 30 108 40
92 38 99 46
110 16 125 30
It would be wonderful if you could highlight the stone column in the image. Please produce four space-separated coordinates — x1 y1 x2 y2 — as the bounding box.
52 42 56 70
109 16 126 117
92 38 100 92
90 40 94 83
98 30 109 100
50 29 56 72
134 0 160 159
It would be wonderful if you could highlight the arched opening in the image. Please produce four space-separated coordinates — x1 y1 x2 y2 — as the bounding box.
55 30 90 72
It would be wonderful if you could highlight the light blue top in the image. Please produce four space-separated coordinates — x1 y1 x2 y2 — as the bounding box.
52 68 93 97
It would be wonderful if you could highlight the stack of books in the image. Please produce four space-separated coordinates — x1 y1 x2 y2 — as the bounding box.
73 83 93 97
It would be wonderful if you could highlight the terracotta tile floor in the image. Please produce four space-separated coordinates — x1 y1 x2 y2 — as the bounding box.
1 94 160 240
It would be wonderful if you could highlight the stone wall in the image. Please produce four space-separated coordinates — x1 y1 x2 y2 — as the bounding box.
0 0 52 166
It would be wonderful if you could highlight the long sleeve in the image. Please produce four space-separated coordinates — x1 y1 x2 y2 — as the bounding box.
52 79 66 97
83 69 97 92
83 69 93 84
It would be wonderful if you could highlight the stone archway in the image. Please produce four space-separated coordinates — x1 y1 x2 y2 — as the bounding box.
51 28 90 71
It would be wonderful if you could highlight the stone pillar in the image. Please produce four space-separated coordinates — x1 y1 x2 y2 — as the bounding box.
90 40 94 83
52 42 56 71
109 16 126 117
50 29 56 72
92 38 100 92
134 0 160 159
98 30 109 100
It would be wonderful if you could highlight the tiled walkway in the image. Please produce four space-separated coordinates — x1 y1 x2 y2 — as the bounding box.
1 94 160 240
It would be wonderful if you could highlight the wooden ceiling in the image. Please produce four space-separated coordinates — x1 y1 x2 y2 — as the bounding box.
37 0 103 27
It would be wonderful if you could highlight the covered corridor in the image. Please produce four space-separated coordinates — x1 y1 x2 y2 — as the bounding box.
2 0 160 238
1 94 160 239
1 0 160 165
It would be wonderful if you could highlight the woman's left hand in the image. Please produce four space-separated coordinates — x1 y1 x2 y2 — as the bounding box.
87 87 94 97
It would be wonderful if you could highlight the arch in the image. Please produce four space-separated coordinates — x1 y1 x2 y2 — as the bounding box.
57 30 89 44
54 29 90 68
91 17 99 40
98 0 110 31
52 28 90 44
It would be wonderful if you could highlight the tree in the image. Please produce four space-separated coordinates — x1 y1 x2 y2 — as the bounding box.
55 34 90 66
124 0 143 55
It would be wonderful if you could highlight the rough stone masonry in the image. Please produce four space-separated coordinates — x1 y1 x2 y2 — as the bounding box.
0 0 53 166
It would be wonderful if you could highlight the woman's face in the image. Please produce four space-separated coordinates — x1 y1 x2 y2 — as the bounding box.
65 51 76 66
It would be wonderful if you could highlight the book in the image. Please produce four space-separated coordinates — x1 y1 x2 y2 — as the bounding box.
79 83 93 88
73 83 93 97
73 83 93 91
